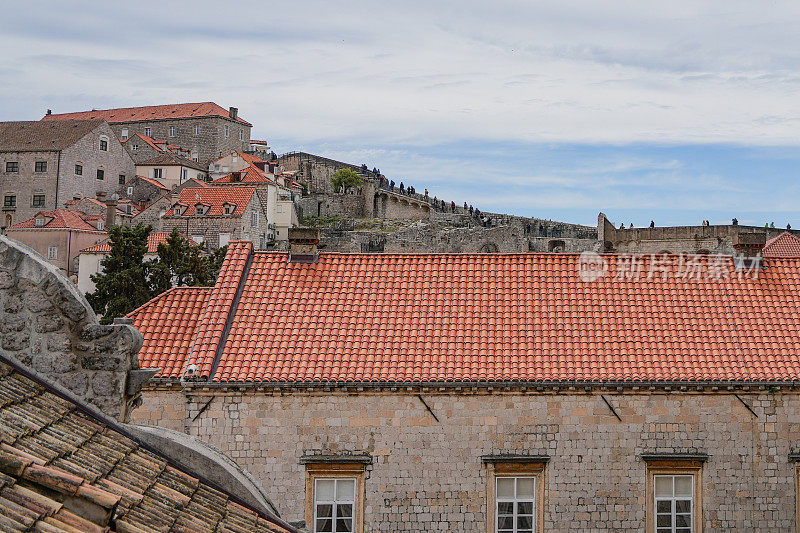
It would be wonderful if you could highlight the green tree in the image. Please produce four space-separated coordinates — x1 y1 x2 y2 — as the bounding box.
330 168 364 192
149 228 227 295
87 224 153 324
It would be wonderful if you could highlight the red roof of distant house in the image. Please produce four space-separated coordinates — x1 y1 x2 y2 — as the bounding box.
65 197 139 217
8 209 104 232
43 102 251 126
166 187 256 216
762 232 800 257
135 174 170 190
80 231 196 254
212 165 275 186
122 133 164 152
129 242 800 383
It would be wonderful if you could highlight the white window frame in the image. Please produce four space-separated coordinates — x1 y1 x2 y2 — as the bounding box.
495 477 536 533
121 127 129 140
169 126 175 137
224 125 230 138
144 127 152 137
238 129 243 140
47 245 57 259
127 186 134 195
193 124 200 135
99 136 109 152
654 475 694 533
251 210 259 226
313 478 356 533
153 168 163 180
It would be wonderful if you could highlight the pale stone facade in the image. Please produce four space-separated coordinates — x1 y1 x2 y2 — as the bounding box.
132 387 800 531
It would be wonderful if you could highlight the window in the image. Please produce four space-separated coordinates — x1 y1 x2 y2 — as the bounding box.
496 477 536 533
304 460 367 533
223 204 232 215
277 204 284 213
153 168 163 180
314 479 355 533
169 126 175 137
75 164 83 175
196 205 205 215
121 127 129 140
181 168 188 182
232 154 238 163
219 233 230 247
144 127 152 137
484 457 546 533
47 245 57 259
96 169 104 180
191 235 203 244
99 138 108 151
238 129 243 140
35 217 45 227
191 151 198 162
119 174 126 185
251 210 259 226
132 144 139 151
224 125 229 138
32 195 45 208
193 124 200 135
644 456 703 533
654 476 693 533
35 161 47 172
5 162 18 173
127 186 134 195
4 195 16 208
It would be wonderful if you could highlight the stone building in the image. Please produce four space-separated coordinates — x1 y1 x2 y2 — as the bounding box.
162 186 271 249
121 132 191 164
136 152 209 189
0 120 135 228
119 173 170 208
43 102 252 163
5 209 106 278
129 237 800 531
0 234 300 531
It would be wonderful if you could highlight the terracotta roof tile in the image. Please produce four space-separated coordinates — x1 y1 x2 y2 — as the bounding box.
137 152 207 172
127 287 213 377
80 232 196 254
43 102 252 126
166 187 255 217
0 356 296 532
134 249 800 384
8 210 104 232
133 174 170 191
762 232 800 257
212 165 275 186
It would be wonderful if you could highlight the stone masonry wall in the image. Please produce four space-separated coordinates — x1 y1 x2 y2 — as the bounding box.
0 235 145 421
133 387 800 531
111 117 251 164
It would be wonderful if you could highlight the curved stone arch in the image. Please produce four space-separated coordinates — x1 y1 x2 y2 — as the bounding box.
657 249 673 255
479 242 499 253
548 239 566 252
695 249 711 255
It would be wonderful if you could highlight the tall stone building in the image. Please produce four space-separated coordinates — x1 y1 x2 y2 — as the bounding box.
0 120 135 228
43 102 252 163
130 237 800 531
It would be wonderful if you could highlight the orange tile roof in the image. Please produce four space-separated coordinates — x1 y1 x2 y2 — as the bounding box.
43 102 252 126
166 186 256 216
128 287 213 377
81 231 195 254
762 232 800 257
8 209 104 232
212 165 275 186
132 247 800 385
122 132 164 152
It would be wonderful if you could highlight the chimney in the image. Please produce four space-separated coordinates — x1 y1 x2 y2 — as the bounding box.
105 194 118 228
229 107 238 120
46 109 52 116
288 227 320 263
732 231 766 270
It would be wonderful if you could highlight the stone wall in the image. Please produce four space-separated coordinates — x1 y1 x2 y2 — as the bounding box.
0 235 146 421
0 150 60 228
279 152 374 193
112 117 251 164
296 191 369 220
314 214 598 254
132 387 800 531
599 213 800 255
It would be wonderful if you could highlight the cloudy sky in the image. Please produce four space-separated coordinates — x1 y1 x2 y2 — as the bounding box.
3 0 800 226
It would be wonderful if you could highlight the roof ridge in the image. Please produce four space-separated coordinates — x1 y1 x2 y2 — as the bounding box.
187 242 254 379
